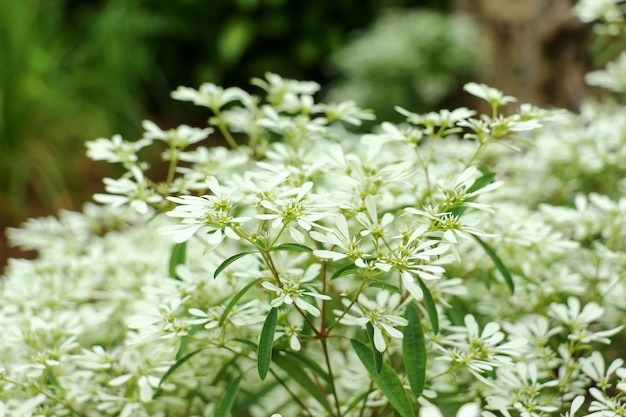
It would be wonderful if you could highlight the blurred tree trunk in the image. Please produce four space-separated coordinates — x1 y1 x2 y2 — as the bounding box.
455 0 591 111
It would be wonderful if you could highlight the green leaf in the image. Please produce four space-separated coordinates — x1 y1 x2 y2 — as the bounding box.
467 166 497 194
219 278 262 327
168 242 187 280
154 347 207 398
282 351 330 383
214 251 257 279
366 322 383 373
272 243 313 252
472 234 514 294
417 278 439 334
273 353 333 413
351 339 415 417
403 303 426 397
214 375 243 417
330 263 359 280
233 338 258 349
257 308 278 380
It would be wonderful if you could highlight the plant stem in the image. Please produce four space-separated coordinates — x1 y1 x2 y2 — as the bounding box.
269 368 315 416
213 111 239 150
321 337 343 417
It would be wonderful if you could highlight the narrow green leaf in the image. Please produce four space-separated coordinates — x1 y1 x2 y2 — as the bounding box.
467 167 496 193
344 391 371 415
273 353 333 413
257 308 278 380
282 351 330 383
417 278 439 334
472 234 514 294
366 322 383 373
214 251 257 279
233 338 258 349
351 339 415 417
214 375 243 417
272 243 313 252
168 242 187 280
330 263 359 280
154 347 207 398
403 303 426 397
219 278 262 327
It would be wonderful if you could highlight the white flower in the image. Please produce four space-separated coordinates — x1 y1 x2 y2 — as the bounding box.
251 72 320 106
311 215 367 261
580 351 625 389
420 402 480 417
141 120 213 147
588 386 625 417
585 52 626 93
86 134 152 164
463 82 516 108
563 396 585 417
441 315 526 377
94 170 163 214
574 0 624 23
127 298 190 344
319 100 375 125
161 176 251 243
337 290 408 352
549 297 623 344
255 181 332 243
355 195 395 239
262 265 330 317
171 82 249 110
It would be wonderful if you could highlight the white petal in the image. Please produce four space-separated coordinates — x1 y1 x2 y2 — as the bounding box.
313 250 347 261
373 326 387 352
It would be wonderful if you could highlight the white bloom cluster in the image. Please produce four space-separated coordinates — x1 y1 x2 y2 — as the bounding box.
2 40 626 417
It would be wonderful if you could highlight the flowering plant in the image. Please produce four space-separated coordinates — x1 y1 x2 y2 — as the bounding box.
4 5 626 417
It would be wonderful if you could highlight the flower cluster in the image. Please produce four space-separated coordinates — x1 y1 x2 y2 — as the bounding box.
3 6 626 415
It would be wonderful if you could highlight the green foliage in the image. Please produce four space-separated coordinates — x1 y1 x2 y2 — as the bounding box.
0 0 169 224
327 8 483 121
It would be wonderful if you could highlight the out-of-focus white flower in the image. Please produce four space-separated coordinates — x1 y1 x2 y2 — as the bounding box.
549 297 623 344
574 0 624 23
463 82 516 109
94 172 163 214
141 120 213 148
171 82 249 111
86 134 152 164
420 402 480 417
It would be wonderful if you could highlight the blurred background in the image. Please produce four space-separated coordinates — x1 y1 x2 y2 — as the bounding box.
0 0 596 267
